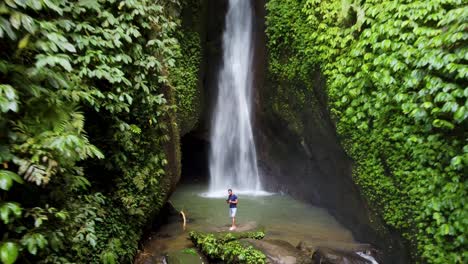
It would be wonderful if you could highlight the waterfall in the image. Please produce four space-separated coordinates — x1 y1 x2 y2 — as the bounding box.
208 0 263 196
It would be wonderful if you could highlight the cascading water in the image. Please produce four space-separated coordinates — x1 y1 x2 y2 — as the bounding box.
208 0 263 196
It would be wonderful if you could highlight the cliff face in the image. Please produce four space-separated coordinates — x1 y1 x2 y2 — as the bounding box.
255 72 408 258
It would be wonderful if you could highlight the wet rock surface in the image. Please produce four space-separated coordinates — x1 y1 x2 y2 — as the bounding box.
138 255 166 264
297 241 383 264
297 240 377 255
311 247 375 264
244 239 311 264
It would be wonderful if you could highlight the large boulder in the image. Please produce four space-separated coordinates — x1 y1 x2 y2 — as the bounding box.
311 247 378 264
297 241 383 264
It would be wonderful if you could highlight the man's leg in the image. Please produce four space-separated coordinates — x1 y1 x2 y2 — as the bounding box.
229 209 233 230
231 208 237 229
229 208 237 230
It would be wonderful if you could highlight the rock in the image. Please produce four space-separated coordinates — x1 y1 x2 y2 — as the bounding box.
311 247 377 264
166 248 205 264
207 221 258 232
356 248 383 264
297 240 383 263
142 256 167 264
244 239 312 264
297 240 372 255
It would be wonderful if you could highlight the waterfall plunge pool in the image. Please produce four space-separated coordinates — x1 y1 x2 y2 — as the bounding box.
172 184 353 246
136 184 380 263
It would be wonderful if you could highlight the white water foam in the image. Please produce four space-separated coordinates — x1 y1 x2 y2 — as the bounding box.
200 189 274 199
356 252 380 264
208 0 263 195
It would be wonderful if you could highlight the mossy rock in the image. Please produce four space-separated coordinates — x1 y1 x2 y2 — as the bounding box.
189 230 267 263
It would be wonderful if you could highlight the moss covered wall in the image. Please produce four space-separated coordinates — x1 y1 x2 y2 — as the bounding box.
252 0 411 262
256 60 410 264
262 0 467 263
172 0 204 136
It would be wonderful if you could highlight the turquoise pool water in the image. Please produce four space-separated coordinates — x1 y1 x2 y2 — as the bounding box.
169 184 355 247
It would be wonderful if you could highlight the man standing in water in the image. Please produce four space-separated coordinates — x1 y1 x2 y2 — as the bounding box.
226 189 238 230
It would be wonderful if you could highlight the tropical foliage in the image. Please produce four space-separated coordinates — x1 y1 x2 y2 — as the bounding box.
265 0 467 263
0 0 200 263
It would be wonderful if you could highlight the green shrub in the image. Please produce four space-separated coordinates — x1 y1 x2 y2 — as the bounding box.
189 231 266 264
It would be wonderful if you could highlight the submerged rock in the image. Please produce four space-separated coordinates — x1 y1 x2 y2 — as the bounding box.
138 255 166 264
166 249 205 264
207 221 258 232
244 239 311 264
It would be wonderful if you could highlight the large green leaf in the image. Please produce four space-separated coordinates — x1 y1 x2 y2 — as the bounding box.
0 202 22 224
0 170 23 191
0 242 19 264
101 251 116 264
0 85 18 113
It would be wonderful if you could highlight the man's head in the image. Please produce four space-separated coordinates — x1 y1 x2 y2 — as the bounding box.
228 189 232 195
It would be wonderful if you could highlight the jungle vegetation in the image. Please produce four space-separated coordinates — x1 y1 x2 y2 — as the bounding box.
0 0 201 263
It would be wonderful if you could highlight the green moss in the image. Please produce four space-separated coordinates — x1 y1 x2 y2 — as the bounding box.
166 248 204 264
171 1 203 135
172 31 202 135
